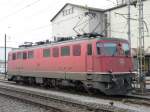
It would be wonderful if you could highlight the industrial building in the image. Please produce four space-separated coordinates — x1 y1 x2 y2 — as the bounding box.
51 3 106 37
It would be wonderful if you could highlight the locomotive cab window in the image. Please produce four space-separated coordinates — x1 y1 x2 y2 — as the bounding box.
28 51 34 59
23 52 27 59
97 42 117 56
122 43 130 56
61 46 70 56
12 53 16 60
43 48 50 57
87 44 92 55
52 47 59 57
103 43 117 56
73 44 81 56
96 43 103 55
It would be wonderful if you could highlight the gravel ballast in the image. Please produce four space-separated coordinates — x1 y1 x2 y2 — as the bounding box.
0 94 58 112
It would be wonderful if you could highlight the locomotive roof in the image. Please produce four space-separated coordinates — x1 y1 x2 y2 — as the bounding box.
11 37 127 52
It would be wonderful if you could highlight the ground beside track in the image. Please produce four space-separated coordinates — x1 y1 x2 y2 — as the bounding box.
0 94 58 112
0 74 150 112
0 80 147 112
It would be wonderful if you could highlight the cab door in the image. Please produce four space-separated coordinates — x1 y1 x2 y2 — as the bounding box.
86 44 93 72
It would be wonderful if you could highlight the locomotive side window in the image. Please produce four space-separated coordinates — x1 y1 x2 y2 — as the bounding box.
61 46 70 56
96 43 103 55
12 53 16 60
43 48 50 57
17 52 22 59
53 47 59 57
87 44 92 55
28 51 34 59
73 44 81 56
23 52 27 59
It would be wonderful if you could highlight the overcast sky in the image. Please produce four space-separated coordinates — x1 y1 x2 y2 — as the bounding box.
0 0 120 47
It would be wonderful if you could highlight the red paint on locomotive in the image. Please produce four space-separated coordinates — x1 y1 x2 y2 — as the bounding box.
7 36 134 95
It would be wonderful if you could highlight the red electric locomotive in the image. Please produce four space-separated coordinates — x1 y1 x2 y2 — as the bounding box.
7 34 134 95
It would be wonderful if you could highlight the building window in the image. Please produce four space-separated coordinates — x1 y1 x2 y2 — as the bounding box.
17 52 22 59
43 48 50 57
23 52 27 59
73 44 81 56
53 47 59 57
87 44 92 55
62 7 74 16
12 53 16 60
61 46 70 56
28 51 34 59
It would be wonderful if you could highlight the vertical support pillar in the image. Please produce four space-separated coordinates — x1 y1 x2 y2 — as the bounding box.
127 0 131 55
4 34 7 78
137 0 145 93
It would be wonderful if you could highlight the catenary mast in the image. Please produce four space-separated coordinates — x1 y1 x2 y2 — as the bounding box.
137 0 145 92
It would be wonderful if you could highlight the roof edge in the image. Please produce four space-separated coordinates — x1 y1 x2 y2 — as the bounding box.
51 0 147 22
50 3 104 22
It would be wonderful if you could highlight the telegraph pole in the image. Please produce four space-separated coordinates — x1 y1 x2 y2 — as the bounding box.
127 0 131 54
4 34 7 78
137 0 145 93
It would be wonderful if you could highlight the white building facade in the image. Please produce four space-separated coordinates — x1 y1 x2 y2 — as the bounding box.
105 0 150 52
51 3 106 37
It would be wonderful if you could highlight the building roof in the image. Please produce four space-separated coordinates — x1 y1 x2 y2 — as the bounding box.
50 3 104 22
51 0 148 22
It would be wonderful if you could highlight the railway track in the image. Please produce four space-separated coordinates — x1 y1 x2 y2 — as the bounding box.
0 79 148 102
124 93 150 106
0 79 136 112
1 78 150 105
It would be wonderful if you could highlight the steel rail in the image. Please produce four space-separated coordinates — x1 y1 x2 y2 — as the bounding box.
0 81 134 112
1 79 150 107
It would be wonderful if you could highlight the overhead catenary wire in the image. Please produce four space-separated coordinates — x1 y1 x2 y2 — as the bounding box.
0 0 41 22
114 12 149 34
105 0 118 5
